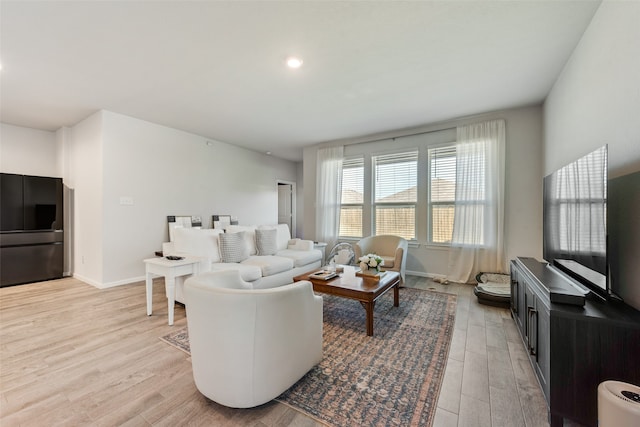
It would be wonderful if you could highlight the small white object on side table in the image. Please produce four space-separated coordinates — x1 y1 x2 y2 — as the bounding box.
144 256 200 325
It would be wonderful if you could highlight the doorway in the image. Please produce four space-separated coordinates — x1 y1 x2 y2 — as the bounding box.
277 181 296 238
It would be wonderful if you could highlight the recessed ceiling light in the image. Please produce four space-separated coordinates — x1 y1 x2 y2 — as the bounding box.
286 57 303 69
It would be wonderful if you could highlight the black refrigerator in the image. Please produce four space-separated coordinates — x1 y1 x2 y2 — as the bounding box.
1 173 64 287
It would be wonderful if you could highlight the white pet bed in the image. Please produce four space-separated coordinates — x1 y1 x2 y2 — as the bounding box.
473 272 511 308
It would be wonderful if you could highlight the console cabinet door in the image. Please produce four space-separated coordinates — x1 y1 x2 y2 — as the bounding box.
534 301 550 401
523 281 552 400
510 262 526 334
524 283 537 354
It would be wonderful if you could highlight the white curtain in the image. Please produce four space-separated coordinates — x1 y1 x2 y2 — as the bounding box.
447 119 506 283
316 146 344 251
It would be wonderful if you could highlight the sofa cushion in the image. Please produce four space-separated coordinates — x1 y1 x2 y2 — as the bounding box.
241 256 293 277
173 227 223 262
256 228 278 256
241 255 293 277
275 224 291 250
219 232 249 263
258 224 291 251
209 263 262 282
276 249 322 268
225 225 257 255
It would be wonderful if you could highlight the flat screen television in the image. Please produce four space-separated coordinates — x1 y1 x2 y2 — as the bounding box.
543 145 608 299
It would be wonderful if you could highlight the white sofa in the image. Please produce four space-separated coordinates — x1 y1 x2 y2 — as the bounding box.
162 224 322 303
184 270 323 408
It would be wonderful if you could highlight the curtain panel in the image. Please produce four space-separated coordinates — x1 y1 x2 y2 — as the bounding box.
315 146 344 250
447 119 506 283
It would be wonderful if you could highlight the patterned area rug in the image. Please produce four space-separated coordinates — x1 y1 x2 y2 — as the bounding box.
160 287 456 427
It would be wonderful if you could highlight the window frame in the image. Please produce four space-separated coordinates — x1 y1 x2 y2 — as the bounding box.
371 150 419 241
338 156 365 238
336 132 473 247
427 144 457 246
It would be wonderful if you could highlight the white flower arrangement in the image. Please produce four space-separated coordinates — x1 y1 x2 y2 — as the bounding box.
359 253 383 271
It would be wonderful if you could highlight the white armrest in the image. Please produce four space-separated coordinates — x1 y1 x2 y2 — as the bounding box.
287 239 314 251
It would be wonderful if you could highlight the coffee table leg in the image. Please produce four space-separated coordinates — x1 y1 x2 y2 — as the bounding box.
359 301 375 336
394 283 399 307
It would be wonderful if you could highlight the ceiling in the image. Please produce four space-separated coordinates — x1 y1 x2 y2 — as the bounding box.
0 1 601 161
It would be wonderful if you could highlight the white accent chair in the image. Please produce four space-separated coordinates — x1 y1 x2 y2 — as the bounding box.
354 235 409 285
184 270 323 408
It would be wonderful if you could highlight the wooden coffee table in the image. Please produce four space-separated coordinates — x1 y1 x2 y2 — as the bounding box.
293 270 400 336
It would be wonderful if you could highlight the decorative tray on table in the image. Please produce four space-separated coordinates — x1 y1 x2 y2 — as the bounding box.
309 270 338 281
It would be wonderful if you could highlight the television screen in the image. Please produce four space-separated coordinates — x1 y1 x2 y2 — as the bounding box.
543 145 608 296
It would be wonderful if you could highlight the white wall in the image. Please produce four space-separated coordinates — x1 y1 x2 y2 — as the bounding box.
295 161 305 239
544 1 640 178
65 112 105 286
0 123 59 177
95 111 298 286
303 105 543 277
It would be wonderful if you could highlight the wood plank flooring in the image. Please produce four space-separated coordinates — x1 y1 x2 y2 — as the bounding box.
1 275 562 426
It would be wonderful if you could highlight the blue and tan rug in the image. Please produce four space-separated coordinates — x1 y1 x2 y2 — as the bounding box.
161 287 456 427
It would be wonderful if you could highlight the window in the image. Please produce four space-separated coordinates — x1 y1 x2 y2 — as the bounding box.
333 124 501 250
428 146 456 244
339 157 364 238
373 151 418 240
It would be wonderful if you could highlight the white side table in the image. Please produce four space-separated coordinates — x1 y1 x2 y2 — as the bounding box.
144 257 200 325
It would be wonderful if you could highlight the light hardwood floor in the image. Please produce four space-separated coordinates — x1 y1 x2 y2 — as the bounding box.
1 275 557 426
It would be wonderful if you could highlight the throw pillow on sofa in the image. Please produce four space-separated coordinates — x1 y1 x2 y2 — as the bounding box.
255 228 278 256
225 225 257 255
219 232 249 263
258 224 291 251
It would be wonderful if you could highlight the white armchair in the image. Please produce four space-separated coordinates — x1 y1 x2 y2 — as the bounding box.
354 235 409 285
184 270 323 408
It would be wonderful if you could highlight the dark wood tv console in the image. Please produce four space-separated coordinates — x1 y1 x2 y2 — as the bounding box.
510 257 640 427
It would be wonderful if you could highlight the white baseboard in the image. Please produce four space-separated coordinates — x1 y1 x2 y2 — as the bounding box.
72 273 145 289
406 270 447 281
102 276 146 288
72 273 102 288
